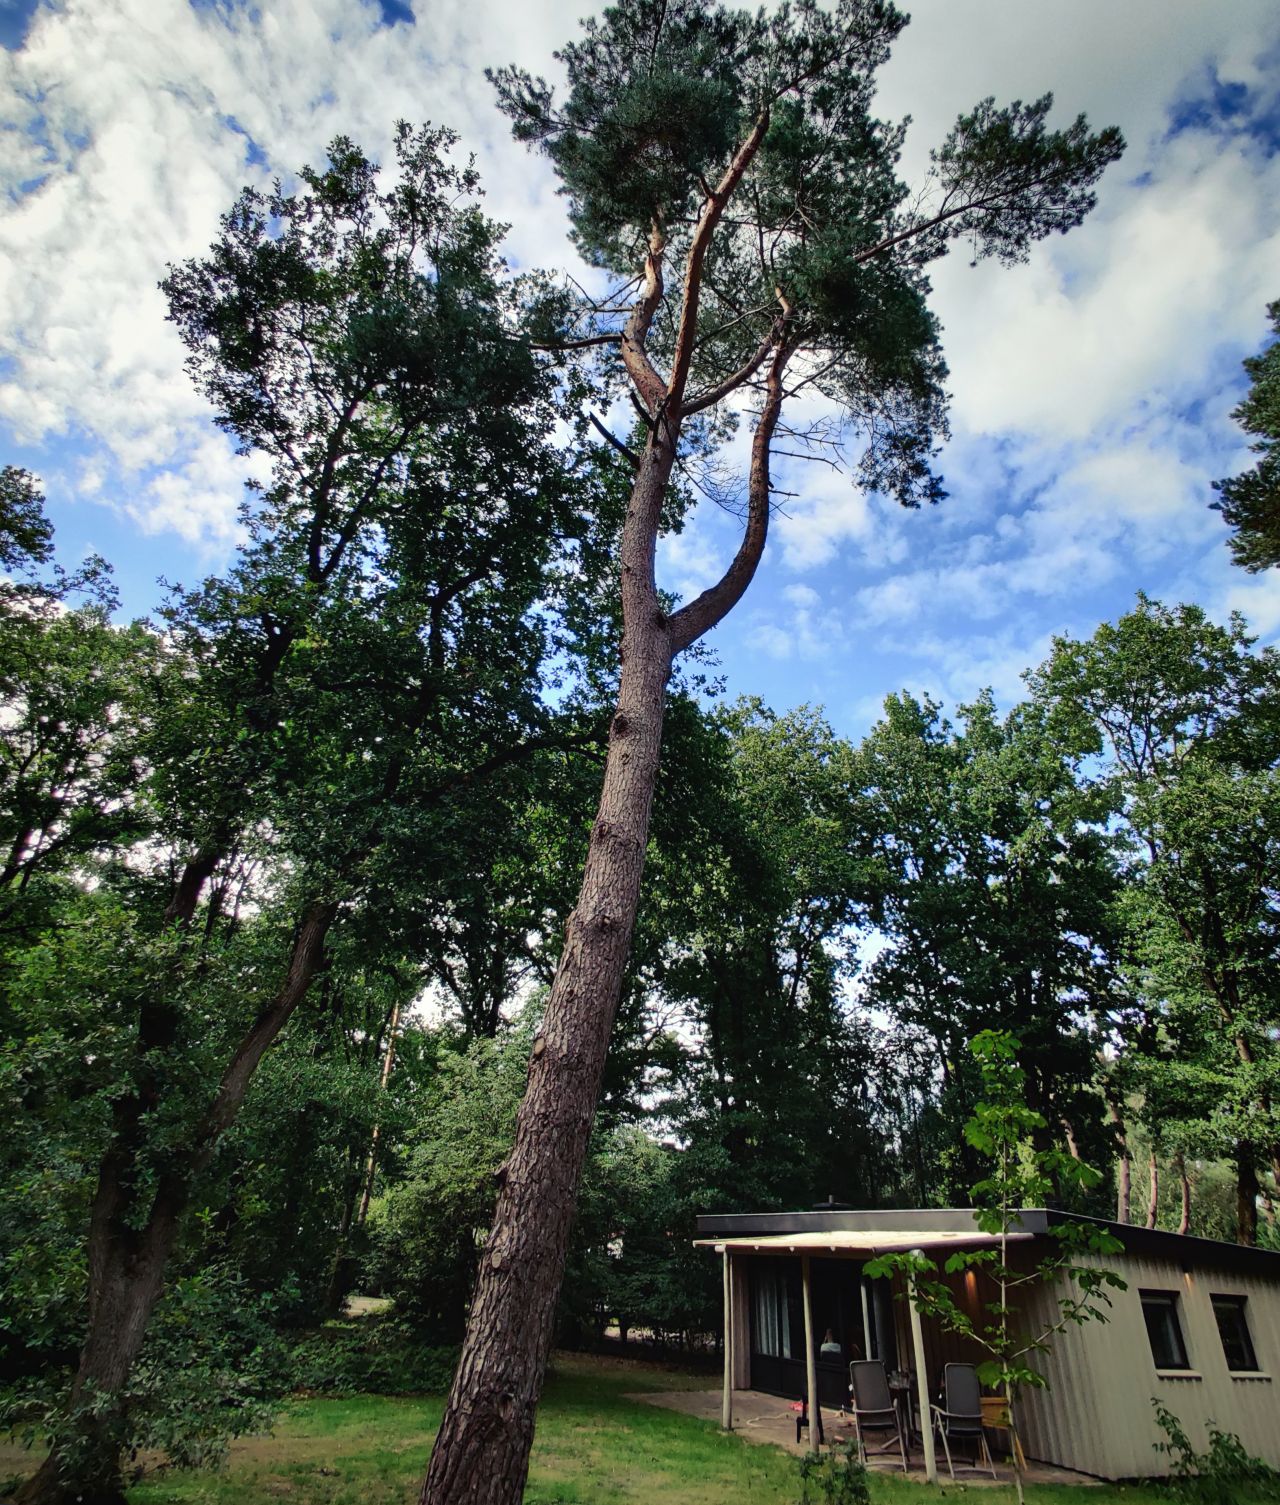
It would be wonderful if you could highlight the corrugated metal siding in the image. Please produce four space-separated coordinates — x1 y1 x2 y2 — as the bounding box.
1017 1249 1280 1478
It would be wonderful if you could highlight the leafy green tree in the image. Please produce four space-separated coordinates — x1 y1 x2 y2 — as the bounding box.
1214 300 1280 571
426 3 1122 1494
1034 598 1280 1244
0 474 157 943
0 467 54 577
12 127 591 1505
867 1032 1124 1505
849 691 1123 1202
661 700 888 1213
366 1022 536 1341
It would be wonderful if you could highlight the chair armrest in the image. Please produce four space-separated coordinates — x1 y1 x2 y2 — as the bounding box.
850 1405 898 1423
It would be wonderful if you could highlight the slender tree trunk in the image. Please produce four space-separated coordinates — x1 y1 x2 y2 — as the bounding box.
1236 1149 1259 1247
1107 1096 1131 1224
1175 1153 1191 1236
419 102 785 1503
1146 1150 1160 1229
420 438 677 1504
325 1153 366 1315
19 902 336 1505
357 996 403 1227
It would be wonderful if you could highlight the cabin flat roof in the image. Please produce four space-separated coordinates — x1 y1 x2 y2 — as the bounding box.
693 1207 1280 1278
693 1228 1032 1255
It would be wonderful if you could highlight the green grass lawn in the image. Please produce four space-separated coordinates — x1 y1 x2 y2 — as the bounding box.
3 1355 1179 1505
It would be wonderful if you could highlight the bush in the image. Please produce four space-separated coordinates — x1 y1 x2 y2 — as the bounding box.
2 1267 293 1477
797 1441 871 1505
1152 1398 1280 1504
287 1319 457 1396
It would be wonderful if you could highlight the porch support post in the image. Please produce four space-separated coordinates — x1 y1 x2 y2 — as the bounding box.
907 1254 937 1484
721 1246 733 1430
801 1253 820 1452
860 1272 873 1359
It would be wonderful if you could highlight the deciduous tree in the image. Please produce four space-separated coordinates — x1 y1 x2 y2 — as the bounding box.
15 128 587 1505
1034 598 1280 1244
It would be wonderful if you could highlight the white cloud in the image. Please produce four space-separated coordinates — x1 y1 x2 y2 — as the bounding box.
745 585 848 663
934 129 1280 447
0 0 584 544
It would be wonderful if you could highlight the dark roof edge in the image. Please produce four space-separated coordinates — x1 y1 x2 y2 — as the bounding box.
1055 1212 1280 1278
694 1207 1049 1238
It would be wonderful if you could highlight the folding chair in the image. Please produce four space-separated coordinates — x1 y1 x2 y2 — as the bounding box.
931 1363 998 1480
847 1359 908 1472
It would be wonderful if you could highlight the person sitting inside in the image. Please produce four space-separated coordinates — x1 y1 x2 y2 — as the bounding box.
819 1328 842 1359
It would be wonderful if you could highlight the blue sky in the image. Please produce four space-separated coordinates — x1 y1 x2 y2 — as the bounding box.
3 0 1280 745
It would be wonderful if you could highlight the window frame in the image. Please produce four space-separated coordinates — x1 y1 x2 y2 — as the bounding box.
1139 1288 1191 1372
1210 1293 1261 1374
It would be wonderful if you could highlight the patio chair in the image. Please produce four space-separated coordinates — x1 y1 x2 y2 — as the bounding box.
930 1363 998 1480
847 1360 908 1472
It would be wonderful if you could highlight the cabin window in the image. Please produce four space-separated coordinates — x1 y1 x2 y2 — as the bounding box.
1140 1290 1190 1370
1211 1295 1259 1372
752 1264 794 1359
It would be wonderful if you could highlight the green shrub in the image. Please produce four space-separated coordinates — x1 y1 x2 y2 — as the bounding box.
2 1267 293 1477
1152 1398 1280 1504
287 1319 457 1396
797 1441 871 1505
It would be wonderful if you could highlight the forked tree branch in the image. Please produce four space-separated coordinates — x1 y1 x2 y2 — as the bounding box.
620 224 670 414
665 110 772 413
679 323 777 417
667 331 793 655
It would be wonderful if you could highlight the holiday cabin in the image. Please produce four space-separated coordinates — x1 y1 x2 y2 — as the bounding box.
695 1206 1280 1480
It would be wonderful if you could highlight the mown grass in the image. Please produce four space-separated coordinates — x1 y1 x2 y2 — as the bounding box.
1 1354 1190 1504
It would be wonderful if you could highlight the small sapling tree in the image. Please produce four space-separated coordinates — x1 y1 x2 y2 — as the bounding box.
866 1031 1125 1504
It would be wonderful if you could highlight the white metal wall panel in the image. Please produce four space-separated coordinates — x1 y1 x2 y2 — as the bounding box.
1019 1250 1280 1479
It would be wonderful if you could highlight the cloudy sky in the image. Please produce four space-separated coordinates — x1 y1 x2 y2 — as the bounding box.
3 0 1280 740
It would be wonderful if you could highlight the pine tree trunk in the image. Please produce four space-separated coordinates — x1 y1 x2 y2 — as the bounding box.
418 109 785 1501
1146 1151 1160 1229
420 439 677 1505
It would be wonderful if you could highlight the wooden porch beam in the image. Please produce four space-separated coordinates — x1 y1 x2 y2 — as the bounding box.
907 1257 938 1484
801 1254 820 1453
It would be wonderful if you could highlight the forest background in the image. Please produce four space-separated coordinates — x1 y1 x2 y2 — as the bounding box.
3 0 1280 1496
